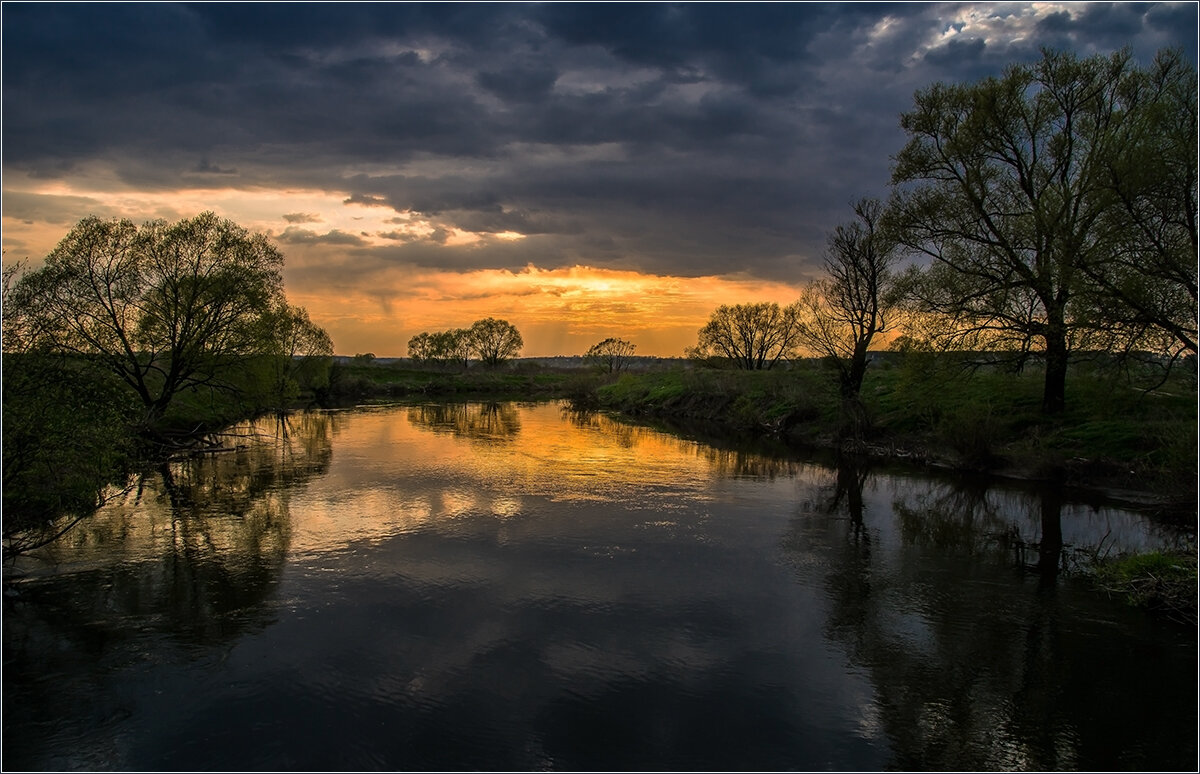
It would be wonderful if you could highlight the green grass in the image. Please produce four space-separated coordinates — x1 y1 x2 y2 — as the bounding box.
578 357 1197 495
327 361 580 401
1091 551 1198 625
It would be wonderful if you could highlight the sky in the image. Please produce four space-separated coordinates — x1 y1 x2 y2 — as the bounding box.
3 2 1196 357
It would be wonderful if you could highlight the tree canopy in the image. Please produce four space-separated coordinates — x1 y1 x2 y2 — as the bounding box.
469 317 523 367
408 318 523 368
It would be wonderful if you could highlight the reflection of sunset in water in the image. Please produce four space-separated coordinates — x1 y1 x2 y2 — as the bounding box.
286 402 807 555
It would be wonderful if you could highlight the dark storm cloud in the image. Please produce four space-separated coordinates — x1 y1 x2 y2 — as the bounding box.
4 2 1196 280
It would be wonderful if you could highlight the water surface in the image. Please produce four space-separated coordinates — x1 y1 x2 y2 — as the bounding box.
4 402 1195 771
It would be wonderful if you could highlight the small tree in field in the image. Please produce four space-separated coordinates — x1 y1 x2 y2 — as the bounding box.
691 302 802 370
584 337 636 373
469 317 522 367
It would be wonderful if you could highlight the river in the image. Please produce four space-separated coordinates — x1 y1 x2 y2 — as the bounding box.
3 401 1195 771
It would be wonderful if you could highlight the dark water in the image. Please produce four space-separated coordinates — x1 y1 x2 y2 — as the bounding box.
3 402 1196 771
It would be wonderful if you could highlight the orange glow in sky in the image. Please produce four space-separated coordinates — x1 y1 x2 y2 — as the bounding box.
2 177 811 358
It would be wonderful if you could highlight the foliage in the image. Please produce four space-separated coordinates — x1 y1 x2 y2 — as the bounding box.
7 212 330 429
3 261 137 552
592 365 835 434
408 328 472 368
1079 49 1197 363
690 302 803 370
890 48 1197 414
797 197 901 398
258 302 334 407
408 321 521 369
584 336 637 373
468 317 523 367
1 352 136 556
322 360 572 401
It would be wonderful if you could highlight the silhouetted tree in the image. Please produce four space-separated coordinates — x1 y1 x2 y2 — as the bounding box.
584 337 636 373
8 212 324 427
691 302 802 370
1080 49 1198 365
797 198 900 399
469 317 523 367
260 302 334 406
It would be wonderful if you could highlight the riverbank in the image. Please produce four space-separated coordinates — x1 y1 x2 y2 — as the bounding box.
570 361 1197 505
335 357 1197 503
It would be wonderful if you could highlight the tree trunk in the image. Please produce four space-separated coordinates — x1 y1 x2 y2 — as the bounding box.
842 342 870 399
1042 321 1068 414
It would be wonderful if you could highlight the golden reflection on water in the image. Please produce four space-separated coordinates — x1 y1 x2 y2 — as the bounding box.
284 402 810 556
24 412 334 573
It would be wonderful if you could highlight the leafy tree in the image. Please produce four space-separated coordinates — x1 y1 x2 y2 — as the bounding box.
469 317 523 367
691 302 802 370
10 212 289 427
584 337 637 373
797 198 900 398
441 327 473 369
1081 49 1198 366
260 302 334 406
407 332 434 363
408 328 472 368
890 48 1190 413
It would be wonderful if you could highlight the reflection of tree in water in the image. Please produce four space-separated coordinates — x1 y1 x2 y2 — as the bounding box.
782 462 1196 771
407 402 521 442
892 478 1067 582
4 412 335 769
9 411 333 645
695 445 802 480
567 406 804 479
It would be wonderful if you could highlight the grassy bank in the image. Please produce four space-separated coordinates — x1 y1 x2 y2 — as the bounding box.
578 358 1197 499
324 359 583 401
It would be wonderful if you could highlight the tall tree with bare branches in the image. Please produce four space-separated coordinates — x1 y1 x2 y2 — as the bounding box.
797 198 900 398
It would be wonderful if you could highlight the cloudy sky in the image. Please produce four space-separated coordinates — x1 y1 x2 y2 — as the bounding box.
3 2 1196 357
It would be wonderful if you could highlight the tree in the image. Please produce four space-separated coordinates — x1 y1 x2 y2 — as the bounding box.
584 337 637 373
1082 49 1198 366
11 212 289 426
468 317 522 367
797 198 900 398
260 302 334 406
435 327 473 369
692 302 802 370
407 332 434 363
408 328 471 368
890 48 1188 413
